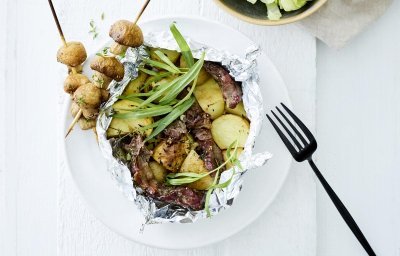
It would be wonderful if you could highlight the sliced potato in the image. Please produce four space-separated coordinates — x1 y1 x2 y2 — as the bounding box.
122 71 148 96
225 101 247 118
152 136 191 172
149 47 180 64
211 114 250 149
180 55 210 85
106 100 153 138
180 150 213 190
222 148 244 169
149 161 167 183
194 78 224 119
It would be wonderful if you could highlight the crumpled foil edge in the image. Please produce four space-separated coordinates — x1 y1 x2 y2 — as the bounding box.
96 30 272 226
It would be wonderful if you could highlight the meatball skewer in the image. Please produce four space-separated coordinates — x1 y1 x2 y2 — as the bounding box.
48 0 102 141
65 0 151 138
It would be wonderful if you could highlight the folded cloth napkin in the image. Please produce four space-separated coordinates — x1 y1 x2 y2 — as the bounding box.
299 0 393 48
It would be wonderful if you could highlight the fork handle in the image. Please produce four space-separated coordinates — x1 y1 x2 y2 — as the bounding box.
308 159 376 256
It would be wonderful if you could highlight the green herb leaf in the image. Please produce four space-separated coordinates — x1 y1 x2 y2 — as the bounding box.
166 140 239 186
139 67 159 76
144 96 195 141
173 73 198 108
113 105 173 119
158 52 205 104
142 71 172 90
170 23 194 67
143 58 180 74
205 169 220 217
136 120 161 132
154 50 180 72
138 76 181 108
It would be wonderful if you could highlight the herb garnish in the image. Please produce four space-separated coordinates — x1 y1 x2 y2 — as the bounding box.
89 19 98 39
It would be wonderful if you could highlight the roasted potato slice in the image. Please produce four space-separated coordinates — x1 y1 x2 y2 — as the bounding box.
106 100 153 138
225 101 247 118
122 71 148 96
222 147 244 169
180 55 210 85
194 78 224 119
211 114 250 149
149 161 167 183
152 136 191 172
180 150 213 190
150 47 180 64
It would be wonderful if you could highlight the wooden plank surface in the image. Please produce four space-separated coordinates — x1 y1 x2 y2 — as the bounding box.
316 1 400 255
1 0 316 255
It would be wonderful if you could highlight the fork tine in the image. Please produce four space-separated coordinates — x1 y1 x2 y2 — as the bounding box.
271 110 303 150
281 103 315 141
266 114 298 156
276 106 308 145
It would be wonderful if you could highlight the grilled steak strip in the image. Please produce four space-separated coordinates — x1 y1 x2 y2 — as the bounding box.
203 61 242 109
184 102 224 171
153 186 205 211
124 134 158 195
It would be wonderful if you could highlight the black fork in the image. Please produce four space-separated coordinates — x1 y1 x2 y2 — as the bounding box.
267 103 376 256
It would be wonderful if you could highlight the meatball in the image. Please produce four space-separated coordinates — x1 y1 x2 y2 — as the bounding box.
92 71 112 89
73 83 102 109
64 73 90 94
100 88 110 102
81 107 99 120
110 42 128 55
109 20 143 47
70 101 80 117
57 41 87 67
90 56 124 82
78 118 96 130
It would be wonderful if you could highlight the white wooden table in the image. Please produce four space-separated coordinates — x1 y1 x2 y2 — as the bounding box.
1 0 399 255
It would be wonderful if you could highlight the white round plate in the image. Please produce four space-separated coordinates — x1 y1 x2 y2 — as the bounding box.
63 16 292 250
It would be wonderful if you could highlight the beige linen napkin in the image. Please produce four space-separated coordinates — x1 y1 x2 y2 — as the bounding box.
300 0 393 48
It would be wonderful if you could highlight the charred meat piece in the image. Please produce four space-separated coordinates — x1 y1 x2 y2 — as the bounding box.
184 102 224 171
154 186 205 211
203 61 242 109
124 134 158 195
162 120 187 144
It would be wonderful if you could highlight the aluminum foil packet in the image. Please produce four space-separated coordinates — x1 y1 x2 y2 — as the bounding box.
96 29 272 225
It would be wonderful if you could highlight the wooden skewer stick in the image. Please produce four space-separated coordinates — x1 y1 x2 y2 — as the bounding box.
133 0 151 24
65 109 82 138
48 0 77 74
63 0 151 138
49 0 92 140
